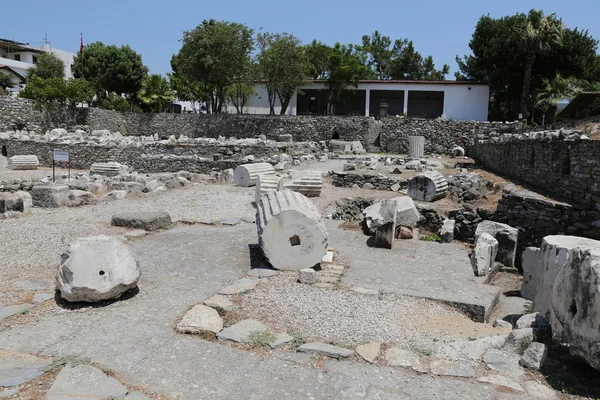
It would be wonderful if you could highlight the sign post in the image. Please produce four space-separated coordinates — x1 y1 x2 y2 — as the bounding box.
52 149 70 182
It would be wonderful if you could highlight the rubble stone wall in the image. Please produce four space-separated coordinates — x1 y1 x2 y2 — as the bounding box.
471 139 600 209
331 171 408 191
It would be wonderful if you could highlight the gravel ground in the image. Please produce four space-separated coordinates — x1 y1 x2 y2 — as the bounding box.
236 273 503 352
0 183 256 307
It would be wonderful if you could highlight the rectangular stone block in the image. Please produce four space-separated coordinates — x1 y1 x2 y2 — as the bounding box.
31 185 70 208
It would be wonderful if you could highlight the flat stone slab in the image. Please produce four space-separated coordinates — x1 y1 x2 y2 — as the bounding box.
10 279 54 291
125 392 151 400
477 374 523 392
430 360 476 378
111 211 172 231
268 333 294 349
329 220 501 322
46 364 128 400
124 230 148 239
0 304 33 322
203 295 234 311
0 350 50 387
483 349 524 380
33 292 54 304
523 381 557 399
297 342 354 359
384 347 420 367
247 269 279 278
356 342 381 364
435 335 507 361
218 278 258 295
177 304 223 334
216 319 268 343
221 218 240 226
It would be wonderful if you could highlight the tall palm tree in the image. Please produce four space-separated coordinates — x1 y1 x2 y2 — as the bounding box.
138 74 175 112
534 74 581 125
518 10 563 120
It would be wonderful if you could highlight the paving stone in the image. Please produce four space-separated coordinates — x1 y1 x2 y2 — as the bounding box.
10 279 54 291
177 304 223 334
32 292 54 304
111 211 172 231
268 333 294 349
196 218 215 225
505 328 535 351
483 349 524 380
520 342 547 371
523 381 557 399
203 295 233 311
246 269 279 278
430 360 476 378
46 364 128 400
384 347 420 367
216 320 268 343
350 287 378 295
0 387 21 398
436 335 507 361
123 230 148 239
221 218 240 226
355 342 381 363
0 304 34 322
218 278 258 295
0 350 50 387
297 342 354 359
477 374 524 392
125 392 151 399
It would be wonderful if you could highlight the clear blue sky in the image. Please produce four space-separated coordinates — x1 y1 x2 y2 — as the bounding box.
2 0 599 77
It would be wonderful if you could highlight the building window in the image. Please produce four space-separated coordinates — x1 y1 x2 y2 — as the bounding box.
32 56 38 64
13 54 20 61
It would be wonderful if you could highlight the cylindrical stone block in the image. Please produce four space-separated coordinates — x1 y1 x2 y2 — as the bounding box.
255 174 281 204
8 155 39 170
234 162 275 187
407 171 448 202
256 190 328 271
407 136 425 158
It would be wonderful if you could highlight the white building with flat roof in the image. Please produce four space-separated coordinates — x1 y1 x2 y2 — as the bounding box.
0 38 76 95
227 80 489 121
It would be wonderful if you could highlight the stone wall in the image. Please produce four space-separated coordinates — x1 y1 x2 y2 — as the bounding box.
379 118 521 154
0 96 87 133
331 171 408 191
470 138 600 210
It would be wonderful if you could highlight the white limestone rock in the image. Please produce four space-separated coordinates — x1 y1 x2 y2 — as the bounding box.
407 171 448 202
474 220 518 267
56 235 141 302
256 190 327 271
31 185 69 208
440 219 455 243
363 196 419 234
7 155 39 170
471 232 498 276
234 162 275 187
176 304 223 334
520 247 540 300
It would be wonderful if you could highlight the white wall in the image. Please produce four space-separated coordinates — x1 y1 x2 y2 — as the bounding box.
38 45 75 78
442 84 489 121
226 84 296 115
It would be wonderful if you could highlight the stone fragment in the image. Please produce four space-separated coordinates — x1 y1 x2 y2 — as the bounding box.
299 268 317 285
284 170 323 197
56 235 140 302
111 211 172 231
0 304 34 321
395 226 413 239
343 163 356 171
505 328 535 351
218 278 258 295
390 166 403 174
221 168 234 183
123 230 148 240
234 163 276 187
46 364 128 400
477 374 523 392
483 349 524 380
474 220 518 267
515 312 551 333
520 247 540 300
125 392 151 400
203 295 234 311
384 347 419 367
440 219 455 243
407 171 448 202
0 191 32 213
246 268 278 278
523 381 557 399
256 190 327 271
374 199 396 249
220 218 240 226
268 333 294 349
471 232 498 276
451 146 465 158
321 251 334 263
254 174 281 204
177 304 223 334
217 319 268 343
297 342 354 359
520 342 547 370
142 179 161 193
0 350 51 387
33 292 54 303
493 320 513 329
435 335 507 361
7 155 39 170
68 190 97 207
102 190 127 200
430 360 475 377
31 185 69 207
90 162 126 176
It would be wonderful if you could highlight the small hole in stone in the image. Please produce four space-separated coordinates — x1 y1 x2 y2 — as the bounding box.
290 235 301 246
99 270 105 276
569 298 577 319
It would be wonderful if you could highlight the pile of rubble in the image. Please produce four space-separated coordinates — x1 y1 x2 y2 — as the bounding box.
478 128 590 143
446 172 496 203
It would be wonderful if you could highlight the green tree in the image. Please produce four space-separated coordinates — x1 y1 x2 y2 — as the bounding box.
304 40 331 79
66 78 95 107
27 52 65 79
325 43 372 115
457 11 597 121
360 31 393 79
137 74 175 112
0 73 14 94
73 42 148 98
175 19 254 113
388 40 449 80
535 74 581 124
19 77 68 109
517 10 563 119
168 54 206 113
257 32 310 115
226 81 255 114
